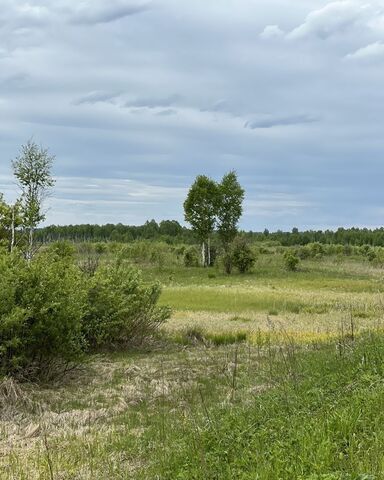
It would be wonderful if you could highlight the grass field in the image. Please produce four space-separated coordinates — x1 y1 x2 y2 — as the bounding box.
155 256 384 343
2 254 384 479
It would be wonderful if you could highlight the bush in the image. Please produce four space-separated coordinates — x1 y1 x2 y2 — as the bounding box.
184 246 199 267
231 238 255 273
47 241 76 259
83 261 171 349
284 251 300 271
0 253 87 379
0 251 172 379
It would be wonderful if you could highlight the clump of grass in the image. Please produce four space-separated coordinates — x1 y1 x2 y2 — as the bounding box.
287 303 302 314
0 377 32 418
176 326 207 345
229 316 252 322
207 272 216 279
354 311 371 319
206 331 247 346
268 309 279 316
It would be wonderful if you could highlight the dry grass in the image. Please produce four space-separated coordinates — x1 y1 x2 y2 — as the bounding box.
0 343 266 479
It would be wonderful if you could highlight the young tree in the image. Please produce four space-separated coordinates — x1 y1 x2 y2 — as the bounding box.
184 175 218 267
217 171 244 251
12 140 55 260
0 194 23 253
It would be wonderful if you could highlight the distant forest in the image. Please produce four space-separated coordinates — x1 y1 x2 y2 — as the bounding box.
36 221 384 247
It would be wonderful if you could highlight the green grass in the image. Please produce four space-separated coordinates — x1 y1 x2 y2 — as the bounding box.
4 334 384 479
142 334 384 479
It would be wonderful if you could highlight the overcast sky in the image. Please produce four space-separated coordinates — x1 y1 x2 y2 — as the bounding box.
1 0 384 231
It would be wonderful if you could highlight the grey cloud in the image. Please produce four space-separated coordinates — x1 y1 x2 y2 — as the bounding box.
155 109 178 116
124 94 182 109
200 99 238 115
3 0 384 230
69 1 150 25
245 114 318 129
73 91 121 105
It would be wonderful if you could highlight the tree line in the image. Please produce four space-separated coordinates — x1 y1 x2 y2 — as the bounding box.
31 224 384 249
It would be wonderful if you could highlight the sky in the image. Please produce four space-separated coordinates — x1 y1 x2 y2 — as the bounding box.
1 0 384 231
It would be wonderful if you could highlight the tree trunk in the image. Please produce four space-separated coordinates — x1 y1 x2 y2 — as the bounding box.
201 241 206 267
207 237 211 267
10 205 15 253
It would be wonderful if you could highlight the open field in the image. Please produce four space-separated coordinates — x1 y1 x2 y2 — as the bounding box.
154 256 384 343
2 253 384 479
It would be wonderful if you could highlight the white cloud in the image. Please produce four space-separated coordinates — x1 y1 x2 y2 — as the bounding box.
345 41 384 60
287 1 371 40
260 25 284 39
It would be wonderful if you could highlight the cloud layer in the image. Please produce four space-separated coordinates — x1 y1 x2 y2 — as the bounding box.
1 0 384 230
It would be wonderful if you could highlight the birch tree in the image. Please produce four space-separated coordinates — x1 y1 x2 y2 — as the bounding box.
183 175 218 267
12 141 55 260
217 171 244 251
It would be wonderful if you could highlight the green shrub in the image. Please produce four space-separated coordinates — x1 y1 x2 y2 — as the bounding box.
231 237 255 273
83 261 171 349
0 253 86 378
284 251 300 271
47 240 76 259
94 242 107 254
183 246 199 267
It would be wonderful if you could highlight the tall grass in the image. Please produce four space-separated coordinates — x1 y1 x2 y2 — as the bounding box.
142 333 384 479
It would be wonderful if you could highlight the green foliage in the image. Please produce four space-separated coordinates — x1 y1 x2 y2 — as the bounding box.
183 175 218 246
183 246 199 267
83 261 171 349
0 253 86 378
0 248 172 378
231 237 256 273
216 171 245 249
0 194 23 251
284 251 300 271
47 240 76 259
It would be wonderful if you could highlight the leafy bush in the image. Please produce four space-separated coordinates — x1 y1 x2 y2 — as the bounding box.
0 251 172 378
47 240 76 259
183 246 199 267
284 251 300 271
231 237 255 273
83 261 171 349
0 253 86 378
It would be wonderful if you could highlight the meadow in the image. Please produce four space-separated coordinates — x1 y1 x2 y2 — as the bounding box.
2 248 384 479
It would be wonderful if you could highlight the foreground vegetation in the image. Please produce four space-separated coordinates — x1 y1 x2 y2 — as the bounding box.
2 249 384 479
2 330 383 479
